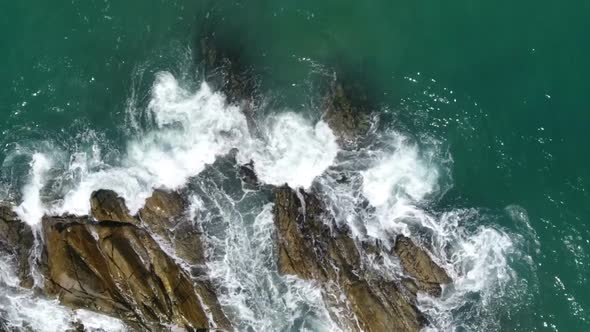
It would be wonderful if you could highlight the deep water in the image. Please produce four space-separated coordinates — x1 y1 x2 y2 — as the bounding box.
1 1 589 331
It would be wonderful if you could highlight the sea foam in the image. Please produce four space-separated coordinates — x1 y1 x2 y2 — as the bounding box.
15 72 338 224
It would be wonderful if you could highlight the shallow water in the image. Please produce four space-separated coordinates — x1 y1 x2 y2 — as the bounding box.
1 1 589 331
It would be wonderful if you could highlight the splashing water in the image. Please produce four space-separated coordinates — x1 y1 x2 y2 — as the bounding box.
3 70 527 331
14 153 51 226
316 129 523 331
17 72 339 223
0 255 126 332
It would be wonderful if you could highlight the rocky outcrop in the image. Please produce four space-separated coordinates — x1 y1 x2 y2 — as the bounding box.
42 216 230 331
394 235 451 297
41 188 233 331
0 190 230 330
138 190 205 266
0 204 34 288
90 189 205 267
323 82 372 144
90 190 136 224
273 186 431 332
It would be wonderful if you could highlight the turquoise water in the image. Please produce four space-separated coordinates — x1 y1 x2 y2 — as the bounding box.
1 1 589 331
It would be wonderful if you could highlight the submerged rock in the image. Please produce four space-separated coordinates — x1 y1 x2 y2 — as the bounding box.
0 204 34 288
273 186 429 332
200 36 259 113
394 235 452 297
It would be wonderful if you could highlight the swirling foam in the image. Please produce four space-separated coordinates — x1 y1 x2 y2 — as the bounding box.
0 255 126 332
14 72 338 224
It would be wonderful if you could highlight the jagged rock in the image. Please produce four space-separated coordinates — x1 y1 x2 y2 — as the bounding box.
323 82 371 143
138 189 205 266
393 235 452 297
42 216 231 331
86 189 229 328
0 204 34 288
273 186 427 332
90 190 136 224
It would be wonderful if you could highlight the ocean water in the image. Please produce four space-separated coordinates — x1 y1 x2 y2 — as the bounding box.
1 1 589 331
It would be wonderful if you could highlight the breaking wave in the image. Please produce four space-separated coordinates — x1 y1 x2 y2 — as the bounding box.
2 69 530 331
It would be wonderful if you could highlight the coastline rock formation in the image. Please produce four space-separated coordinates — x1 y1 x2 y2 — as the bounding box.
273 185 450 332
323 81 372 144
394 235 452 297
138 190 206 267
0 38 454 332
0 204 35 288
43 190 231 331
90 190 136 224
1 191 230 331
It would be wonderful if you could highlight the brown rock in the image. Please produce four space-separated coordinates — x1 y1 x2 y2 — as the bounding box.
0 204 34 288
138 189 205 266
90 190 136 223
273 186 426 332
323 82 371 144
42 216 231 331
393 235 452 297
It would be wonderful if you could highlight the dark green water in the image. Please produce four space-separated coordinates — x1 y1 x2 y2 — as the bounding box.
1 1 589 331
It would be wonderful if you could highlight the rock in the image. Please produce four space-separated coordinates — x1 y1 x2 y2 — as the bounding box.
138 189 205 266
238 161 259 188
273 186 426 332
200 36 258 109
42 216 231 331
322 82 371 144
0 204 34 288
90 190 136 224
393 235 452 297
87 189 229 328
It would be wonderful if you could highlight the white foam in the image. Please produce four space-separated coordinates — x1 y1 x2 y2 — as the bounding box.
361 133 439 207
31 72 338 217
358 133 441 239
316 130 519 330
6 68 521 331
73 309 127 332
237 115 339 189
194 193 339 332
7 71 341 331
14 153 51 225
0 256 127 332
418 211 516 331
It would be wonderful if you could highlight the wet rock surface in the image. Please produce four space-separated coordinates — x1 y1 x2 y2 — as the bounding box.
42 216 230 331
273 185 438 332
138 190 206 267
0 191 230 331
0 37 455 331
323 81 372 144
0 204 34 288
394 235 452 297
90 190 136 224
